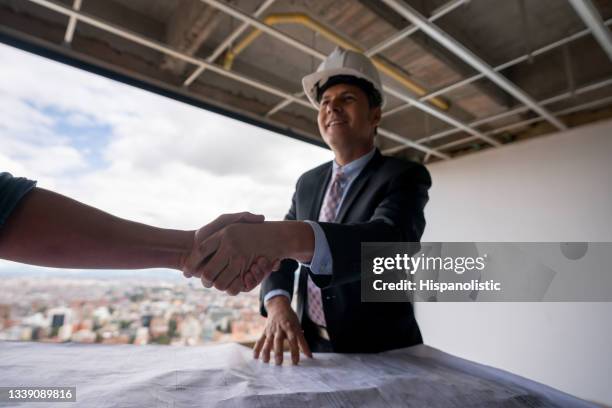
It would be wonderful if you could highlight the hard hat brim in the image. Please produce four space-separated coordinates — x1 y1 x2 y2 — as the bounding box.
302 67 386 109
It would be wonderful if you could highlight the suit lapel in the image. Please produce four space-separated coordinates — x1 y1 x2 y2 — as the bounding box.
308 164 332 221
336 149 383 223
299 164 331 319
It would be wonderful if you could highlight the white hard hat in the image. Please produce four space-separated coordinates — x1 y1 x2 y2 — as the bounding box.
302 46 385 109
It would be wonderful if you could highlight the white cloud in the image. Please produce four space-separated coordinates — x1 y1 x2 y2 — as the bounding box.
0 98 56 141
64 112 99 127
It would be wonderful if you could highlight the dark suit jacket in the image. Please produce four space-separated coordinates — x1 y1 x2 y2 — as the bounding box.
260 149 431 353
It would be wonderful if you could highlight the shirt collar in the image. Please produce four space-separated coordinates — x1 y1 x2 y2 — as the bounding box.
332 148 376 182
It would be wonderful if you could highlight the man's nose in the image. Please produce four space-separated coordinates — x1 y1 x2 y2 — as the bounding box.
326 98 342 113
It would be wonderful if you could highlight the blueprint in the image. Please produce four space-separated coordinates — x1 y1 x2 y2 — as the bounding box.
0 341 596 407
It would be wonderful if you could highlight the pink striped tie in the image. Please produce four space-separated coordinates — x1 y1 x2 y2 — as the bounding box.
307 170 345 327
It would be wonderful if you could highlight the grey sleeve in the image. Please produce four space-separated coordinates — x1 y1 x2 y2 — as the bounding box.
0 172 37 227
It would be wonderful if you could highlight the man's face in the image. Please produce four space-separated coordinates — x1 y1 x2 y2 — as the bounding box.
317 83 381 153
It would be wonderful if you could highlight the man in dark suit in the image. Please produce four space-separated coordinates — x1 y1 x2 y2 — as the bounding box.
195 47 430 364
251 47 432 364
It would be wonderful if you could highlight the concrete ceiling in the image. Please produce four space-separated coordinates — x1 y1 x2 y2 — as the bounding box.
1 0 611 163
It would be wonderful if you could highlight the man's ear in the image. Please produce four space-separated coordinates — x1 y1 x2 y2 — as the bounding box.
370 106 382 127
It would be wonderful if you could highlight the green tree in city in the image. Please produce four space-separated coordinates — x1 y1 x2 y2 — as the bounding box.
168 319 177 338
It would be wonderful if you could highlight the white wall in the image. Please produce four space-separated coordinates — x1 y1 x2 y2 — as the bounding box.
418 119 612 406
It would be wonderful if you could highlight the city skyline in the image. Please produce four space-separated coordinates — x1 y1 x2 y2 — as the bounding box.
0 276 264 347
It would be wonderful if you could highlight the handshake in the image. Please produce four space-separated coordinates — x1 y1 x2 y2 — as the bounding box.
178 212 315 365
179 212 309 295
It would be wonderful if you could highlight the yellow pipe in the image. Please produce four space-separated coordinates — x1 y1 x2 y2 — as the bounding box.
223 13 449 111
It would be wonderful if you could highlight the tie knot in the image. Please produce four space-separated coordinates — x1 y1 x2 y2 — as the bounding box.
333 170 345 184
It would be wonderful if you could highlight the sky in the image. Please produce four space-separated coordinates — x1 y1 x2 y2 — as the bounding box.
0 42 332 278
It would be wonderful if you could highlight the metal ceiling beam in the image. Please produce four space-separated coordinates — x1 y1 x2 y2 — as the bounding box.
417 78 612 144
568 0 612 62
24 0 449 159
380 0 567 131
383 18 612 119
435 94 612 153
378 128 442 155
265 0 466 117
365 0 468 57
63 0 81 44
223 12 450 110
199 0 326 60
382 85 499 146
24 1 314 109
197 0 455 157
384 76 612 155
184 0 277 87
200 0 495 150
161 0 221 75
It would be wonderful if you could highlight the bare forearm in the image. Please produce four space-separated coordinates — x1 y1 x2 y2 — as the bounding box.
0 188 193 270
273 221 315 263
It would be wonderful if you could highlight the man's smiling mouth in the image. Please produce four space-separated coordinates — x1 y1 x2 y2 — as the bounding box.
327 119 347 127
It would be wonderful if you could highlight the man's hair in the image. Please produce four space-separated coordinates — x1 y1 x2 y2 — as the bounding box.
316 75 383 109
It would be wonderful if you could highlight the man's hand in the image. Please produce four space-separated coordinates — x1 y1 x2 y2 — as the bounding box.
222 256 281 296
181 212 264 280
241 256 281 293
196 222 287 292
253 296 312 365
196 221 314 294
